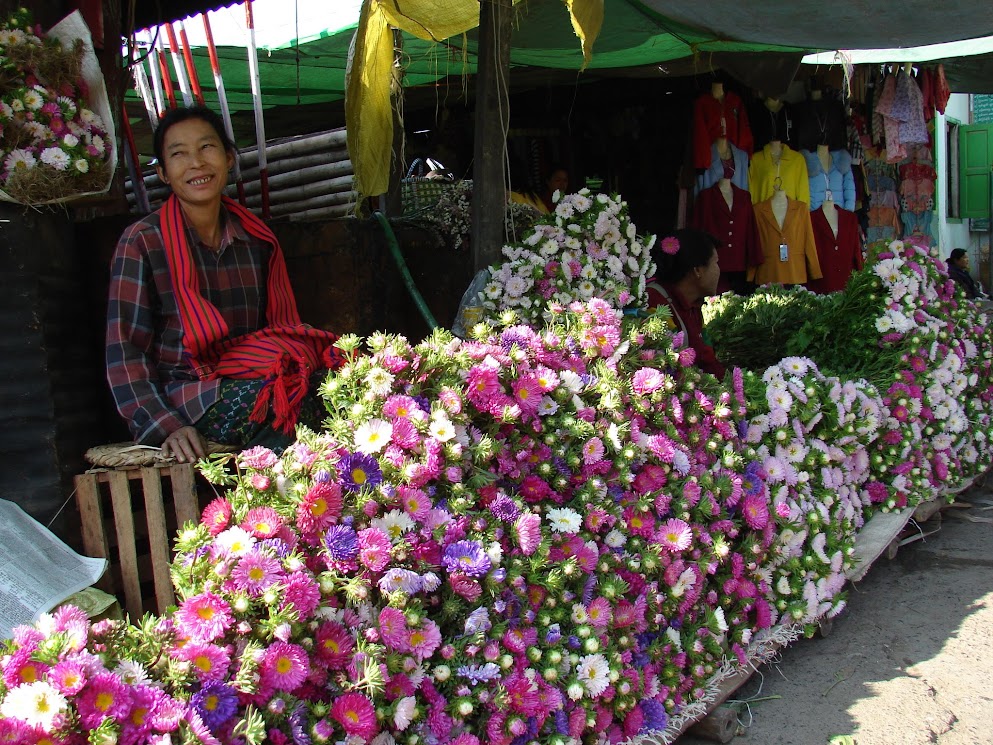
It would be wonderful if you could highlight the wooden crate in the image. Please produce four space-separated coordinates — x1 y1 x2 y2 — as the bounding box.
74 463 201 620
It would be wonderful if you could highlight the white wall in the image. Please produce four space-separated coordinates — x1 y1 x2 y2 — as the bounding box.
934 93 972 261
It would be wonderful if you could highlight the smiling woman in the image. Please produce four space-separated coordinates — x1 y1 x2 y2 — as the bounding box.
105 105 345 462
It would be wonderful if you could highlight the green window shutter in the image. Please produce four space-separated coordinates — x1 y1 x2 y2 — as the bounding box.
959 123 993 219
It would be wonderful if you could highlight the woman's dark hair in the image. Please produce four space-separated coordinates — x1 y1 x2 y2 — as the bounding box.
153 106 235 163
949 248 967 263
653 228 718 284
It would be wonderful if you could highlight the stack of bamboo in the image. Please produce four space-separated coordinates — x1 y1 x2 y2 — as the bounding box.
124 128 358 221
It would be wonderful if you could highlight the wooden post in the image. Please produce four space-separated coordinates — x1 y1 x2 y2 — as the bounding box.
470 0 512 273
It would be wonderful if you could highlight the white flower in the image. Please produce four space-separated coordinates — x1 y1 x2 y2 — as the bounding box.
604 528 626 548
372 509 416 540
546 507 582 534
215 526 255 556
79 108 105 130
114 659 150 686
363 367 394 396
3 148 35 174
0 680 67 730
429 415 455 442
40 146 70 171
671 567 697 598
483 282 503 300
22 89 43 110
354 418 392 454
576 653 610 697
571 604 590 624
393 696 416 730
73 158 89 173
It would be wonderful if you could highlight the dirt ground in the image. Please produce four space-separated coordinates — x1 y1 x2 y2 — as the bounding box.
676 484 993 745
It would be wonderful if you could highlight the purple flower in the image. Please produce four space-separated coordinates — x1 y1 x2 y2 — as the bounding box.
457 662 501 683
443 540 492 578
339 451 382 493
640 699 668 732
289 703 312 745
464 607 492 636
489 494 521 521
324 524 359 562
191 681 238 730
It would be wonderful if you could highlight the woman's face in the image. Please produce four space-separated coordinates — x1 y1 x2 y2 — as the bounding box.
156 117 233 207
547 169 569 195
697 249 720 297
954 254 970 270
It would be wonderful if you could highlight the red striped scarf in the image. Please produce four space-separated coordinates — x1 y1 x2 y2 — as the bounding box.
161 194 343 433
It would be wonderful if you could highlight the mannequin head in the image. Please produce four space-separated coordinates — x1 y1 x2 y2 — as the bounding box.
653 229 721 303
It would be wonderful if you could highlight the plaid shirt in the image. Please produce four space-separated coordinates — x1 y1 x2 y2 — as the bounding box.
106 206 273 444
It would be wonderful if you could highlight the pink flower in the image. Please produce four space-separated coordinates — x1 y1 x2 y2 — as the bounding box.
231 552 283 596
512 376 543 415
741 494 770 530
466 366 503 409
657 518 692 552
624 506 655 538
407 619 442 660
379 607 409 650
261 642 308 692
177 643 231 681
201 498 232 536
449 573 482 601
175 593 232 643
357 528 392 572
331 692 378 740
587 597 613 629
383 395 421 419
660 236 680 255
241 507 282 539
398 485 432 520
249 472 271 490
239 446 278 470
582 436 605 465
314 622 354 670
632 367 666 395
296 481 342 535
77 671 133 729
391 417 421 449
281 573 321 618
514 512 542 555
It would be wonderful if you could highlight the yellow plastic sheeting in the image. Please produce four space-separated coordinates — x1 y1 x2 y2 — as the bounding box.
346 0 602 202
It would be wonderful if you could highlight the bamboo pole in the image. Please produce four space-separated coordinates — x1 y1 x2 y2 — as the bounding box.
143 31 165 117
257 191 358 217
243 183 358 208
287 203 357 221
155 32 177 109
202 11 246 205
129 45 157 129
178 21 206 107
244 0 270 219
238 155 353 183
164 23 193 107
121 104 150 214
236 129 348 161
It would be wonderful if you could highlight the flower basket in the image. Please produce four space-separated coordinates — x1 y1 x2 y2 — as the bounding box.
0 10 116 206
400 157 455 215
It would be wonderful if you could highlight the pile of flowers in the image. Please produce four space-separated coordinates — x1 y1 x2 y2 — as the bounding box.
478 190 655 327
0 9 111 204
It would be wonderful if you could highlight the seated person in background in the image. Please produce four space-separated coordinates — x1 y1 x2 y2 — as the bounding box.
947 248 980 300
646 228 726 378
541 165 569 212
106 106 343 462
509 165 570 214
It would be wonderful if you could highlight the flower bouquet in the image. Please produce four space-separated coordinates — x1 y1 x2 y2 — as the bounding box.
478 191 655 327
0 9 115 205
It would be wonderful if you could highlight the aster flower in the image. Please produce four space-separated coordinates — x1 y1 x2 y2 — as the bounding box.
241 506 282 539
261 642 309 692
191 681 239 731
442 541 492 577
76 671 133 729
0 680 67 730
239 445 279 470
371 509 416 541
741 494 770 530
339 451 383 492
657 518 692 552
231 552 284 596
297 481 342 535
178 643 231 682
357 527 392 572
324 524 359 563
355 418 393 454
576 653 610 697
331 692 378 740
314 622 354 668
175 593 233 643
200 498 233 536
546 507 582 534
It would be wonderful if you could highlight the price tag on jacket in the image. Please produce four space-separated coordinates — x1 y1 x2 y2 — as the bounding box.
779 243 788 262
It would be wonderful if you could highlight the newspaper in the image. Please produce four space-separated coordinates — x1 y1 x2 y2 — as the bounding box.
0 499 108 638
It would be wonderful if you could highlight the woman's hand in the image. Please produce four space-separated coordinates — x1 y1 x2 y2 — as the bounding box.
161 426 207 463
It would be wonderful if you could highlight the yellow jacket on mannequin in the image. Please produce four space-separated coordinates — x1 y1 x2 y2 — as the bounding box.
748 143 811 205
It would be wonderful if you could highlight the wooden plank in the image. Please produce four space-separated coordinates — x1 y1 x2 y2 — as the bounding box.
73 473 112 592
107 470 143 621
141 467 176 614
846 507 913 581
169 464 199 528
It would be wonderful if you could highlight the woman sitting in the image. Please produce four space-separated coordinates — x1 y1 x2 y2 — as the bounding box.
106 106 343 462
646 228 726 378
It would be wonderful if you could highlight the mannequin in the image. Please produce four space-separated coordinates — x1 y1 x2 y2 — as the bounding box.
801 145 856 211
770 139 783 164
765 97 784 113
793 83 847 151
771 184 788 228
719 176 733 210
692 78 754 169
750 95 794 150
808 201 862 293
821 196 838 236
817 144 831 175
749 139 810 205
716 136 731 161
